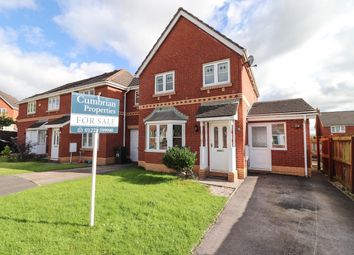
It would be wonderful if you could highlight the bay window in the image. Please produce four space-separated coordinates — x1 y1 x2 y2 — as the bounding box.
203 59 230 87
146 122 185 152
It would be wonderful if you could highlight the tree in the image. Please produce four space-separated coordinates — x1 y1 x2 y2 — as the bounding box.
0 116 15 128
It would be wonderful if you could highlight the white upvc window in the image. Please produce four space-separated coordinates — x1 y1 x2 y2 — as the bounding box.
146 122 185 152
154 71 175 94
271 123 287 150
38 130 47 145
27 101 36 114
135 90 139 105
203 59 230 87
0 108 7 116
48 96 60 111
80 89 95 95
330 125 345 134
82 133 99 149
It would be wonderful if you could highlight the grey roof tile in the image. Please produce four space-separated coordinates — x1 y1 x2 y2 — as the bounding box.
46 115 70 126
0 90 19 109
248 98 315 115
144 107 188 122
28 121 47 129
320 111 354 127
196 100 238 118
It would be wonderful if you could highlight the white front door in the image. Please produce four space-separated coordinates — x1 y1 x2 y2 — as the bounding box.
248 124 271 171
130 129 138 162
209 122 230 172
51 128 60 160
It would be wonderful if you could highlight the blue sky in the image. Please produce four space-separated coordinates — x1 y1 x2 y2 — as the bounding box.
0 0 353 112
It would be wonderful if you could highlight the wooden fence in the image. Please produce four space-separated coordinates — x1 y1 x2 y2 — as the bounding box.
320 135 354 193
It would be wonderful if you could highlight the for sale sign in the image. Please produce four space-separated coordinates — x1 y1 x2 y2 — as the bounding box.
70 92 119 134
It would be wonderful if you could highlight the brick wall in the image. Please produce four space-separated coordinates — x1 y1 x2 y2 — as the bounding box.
0 98 18 119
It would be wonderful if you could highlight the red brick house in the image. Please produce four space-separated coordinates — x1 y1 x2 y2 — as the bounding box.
17 70 139 164
316 111 354 136
135 8 259 181
0 90 19 131
247 99 316 177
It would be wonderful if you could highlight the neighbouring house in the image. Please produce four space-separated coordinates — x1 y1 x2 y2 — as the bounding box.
0 90 19 131
247 99 317 177
17 70 139 164
135 8 259 181
316 111 354 136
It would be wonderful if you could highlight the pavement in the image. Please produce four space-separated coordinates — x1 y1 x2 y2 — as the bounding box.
194 171 354 255
0 164 133 196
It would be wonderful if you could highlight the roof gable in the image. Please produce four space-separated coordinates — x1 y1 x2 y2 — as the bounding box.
135 8 246 77
0 90 18 109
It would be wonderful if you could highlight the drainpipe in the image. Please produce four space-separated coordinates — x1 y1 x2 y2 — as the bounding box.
303 114 308 177
123 88 130 147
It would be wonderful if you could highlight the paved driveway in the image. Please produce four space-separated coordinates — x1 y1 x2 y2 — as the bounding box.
195 172 354 255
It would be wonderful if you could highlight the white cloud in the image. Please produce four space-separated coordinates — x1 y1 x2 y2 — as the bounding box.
0 27 114 100
0 0 36 11
21 26 54 47
54 0 226 67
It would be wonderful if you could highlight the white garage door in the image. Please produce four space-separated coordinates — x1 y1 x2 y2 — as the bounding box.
130 129 138 162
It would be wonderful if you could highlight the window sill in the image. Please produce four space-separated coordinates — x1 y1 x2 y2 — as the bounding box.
27 112 36 115
145 149 166 153
47 109 60 113
201 82 232 91
153 91 175 98
271 147 287 151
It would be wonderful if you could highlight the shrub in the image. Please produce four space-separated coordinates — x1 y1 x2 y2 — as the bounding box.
14 142 35 161
163 147 197 178
1 145 12 159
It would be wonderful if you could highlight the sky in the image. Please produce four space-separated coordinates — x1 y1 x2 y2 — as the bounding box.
0 0 353 112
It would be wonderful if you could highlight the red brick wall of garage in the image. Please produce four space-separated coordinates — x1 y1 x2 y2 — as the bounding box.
248 119 311 168
138 16 247 166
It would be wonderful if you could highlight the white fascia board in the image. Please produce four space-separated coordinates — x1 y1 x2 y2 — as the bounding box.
144 120 187 124
20 81 128 104
45 121 70 129
247 113 317 121
196 115 238 122
136 9 244 77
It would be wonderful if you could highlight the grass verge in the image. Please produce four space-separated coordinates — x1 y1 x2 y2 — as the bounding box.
0 168 226 254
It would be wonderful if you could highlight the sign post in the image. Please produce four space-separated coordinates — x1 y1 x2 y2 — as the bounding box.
70 92 119 227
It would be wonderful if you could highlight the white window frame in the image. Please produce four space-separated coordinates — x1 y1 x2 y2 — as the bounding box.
271 122 287 151
27 101 36 114
48 96 60 111
82 133 99 149
154 71 175 95
202 58 230 87
38 130 47 145
330 125 345 134
80 89 95 95
145 121 186 153
0 108 7 116
134 90 139 105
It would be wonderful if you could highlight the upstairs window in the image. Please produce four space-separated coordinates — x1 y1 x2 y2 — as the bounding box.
155 71 175 94
27 101 36 114
48 96 60 111
135 90 139 105
0 108 7 116
203 59 230 87
331 125 345 134
80 89 95 95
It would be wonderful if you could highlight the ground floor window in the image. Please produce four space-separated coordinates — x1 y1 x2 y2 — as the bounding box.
146 123 185 152
82 133 99 148
271 123 286 149
38 130 46 145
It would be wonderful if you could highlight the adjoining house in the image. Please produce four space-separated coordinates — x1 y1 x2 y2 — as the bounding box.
247 99 317 177
0 90 19 131
17 70 139 164
17 7 316 181
316 111 354 136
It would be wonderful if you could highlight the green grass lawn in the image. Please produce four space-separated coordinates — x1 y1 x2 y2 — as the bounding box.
0 168 226 255
0 158 89 176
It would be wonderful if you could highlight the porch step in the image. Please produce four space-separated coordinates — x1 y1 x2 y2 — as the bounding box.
208 172 228 180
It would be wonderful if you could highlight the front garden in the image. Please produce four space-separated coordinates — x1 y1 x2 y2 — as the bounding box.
0 168 226 254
